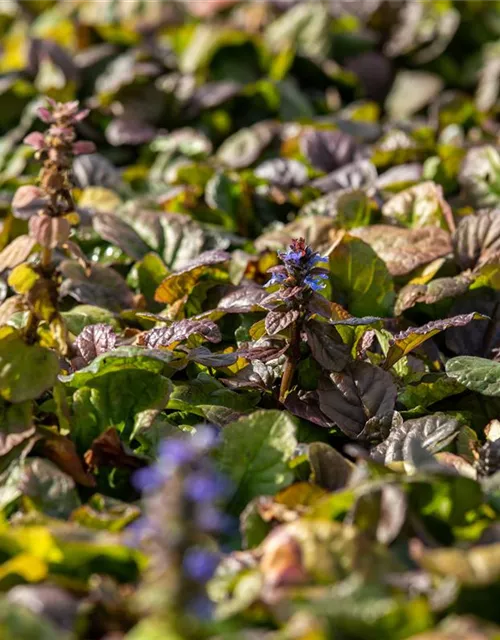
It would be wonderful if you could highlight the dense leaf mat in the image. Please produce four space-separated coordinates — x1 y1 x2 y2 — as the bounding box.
0 1 499 638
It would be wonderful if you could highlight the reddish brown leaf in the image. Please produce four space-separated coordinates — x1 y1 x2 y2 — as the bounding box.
40 431 96 488
84 428 146 473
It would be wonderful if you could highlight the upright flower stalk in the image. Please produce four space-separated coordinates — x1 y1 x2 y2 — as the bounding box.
265 238 328 403
22 99 95 271
10 100 95 352
131 426 231 638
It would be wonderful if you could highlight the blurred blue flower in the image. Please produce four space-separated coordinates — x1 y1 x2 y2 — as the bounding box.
183 547 220 583
132 465 167 493
158 438 196 466
185 471 229 502
195 504 235 534
187 594 215 620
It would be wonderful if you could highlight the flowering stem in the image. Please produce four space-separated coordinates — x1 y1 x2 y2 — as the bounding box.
279 319 301 404
41 246 52 272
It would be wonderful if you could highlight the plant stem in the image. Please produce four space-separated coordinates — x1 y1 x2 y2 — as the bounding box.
279 319 301 404
41 246 52 272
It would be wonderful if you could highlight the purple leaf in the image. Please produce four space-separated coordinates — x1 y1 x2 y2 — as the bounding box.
301 129 358 174
140 319 221 348
384 312 487 369
318 362 397 439
73 323 117 366
265 309 299 336
23 132 45 150
305 319 350 372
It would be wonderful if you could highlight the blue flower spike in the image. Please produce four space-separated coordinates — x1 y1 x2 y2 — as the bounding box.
266 237 329 292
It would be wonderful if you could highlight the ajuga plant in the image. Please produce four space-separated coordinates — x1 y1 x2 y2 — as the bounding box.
9 99 95 354
130 426 230 639
262 237 330 402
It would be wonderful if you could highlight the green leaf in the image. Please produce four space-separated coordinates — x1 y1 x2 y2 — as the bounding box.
136 252 169 308
167 373 259 426
384 313 486 370
0 598 67 640
0 458 80 519
0 328 59 403
217 409 297 513
398 373 465 410
381 181 452 229
61 346 175 388
0 399 35 474
71 494 140 532
446 356 500 397
310 576 432 639
459 145 500 208
265 2 330 60
61 305 118 336
71 369 172 451
329 233 394 317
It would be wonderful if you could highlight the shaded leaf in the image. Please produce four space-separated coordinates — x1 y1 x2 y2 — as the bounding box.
300 128 358 174
60 260 135 312
318 361 397 438
308 442 353 490
93 213 151 261
453 209 500 270
39 430 96 488
305 319 350 372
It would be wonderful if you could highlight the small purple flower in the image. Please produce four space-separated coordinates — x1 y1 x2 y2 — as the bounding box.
185 471 229 502
265 271 287 287
304 272 328 291
192 424 220 451
186 595 215 620
307 254 328 269
132 464 167 493
195 505 227 533
183 547 220 583
282 249 303 265
266 237 328 292
158 438 196 466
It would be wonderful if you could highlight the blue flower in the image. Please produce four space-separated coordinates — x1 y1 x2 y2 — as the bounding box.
158 438 196 466
304 272 328 291
307 254 328 269
183 547 220 583
185 471 229 502
132 465 167 493
192 424 220 451
267 238 328 292
195 504 235 534
265 271 286 287
281 248 304 265
186 594 215 620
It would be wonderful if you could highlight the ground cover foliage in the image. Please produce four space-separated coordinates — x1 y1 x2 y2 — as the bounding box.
0 0 499 638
